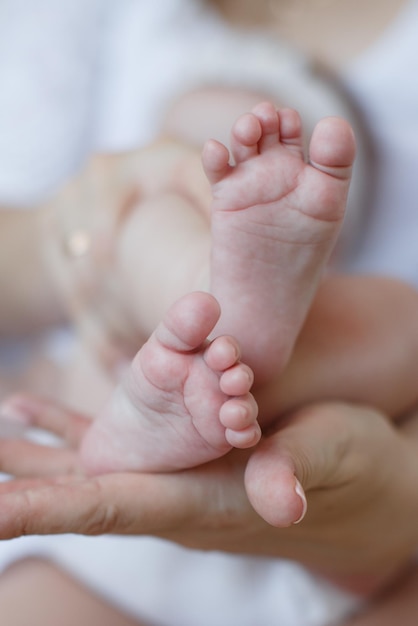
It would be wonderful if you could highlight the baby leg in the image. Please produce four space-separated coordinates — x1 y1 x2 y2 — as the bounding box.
203 102 355 386
80 291 259 473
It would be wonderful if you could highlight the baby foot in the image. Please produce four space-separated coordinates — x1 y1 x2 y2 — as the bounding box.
80 291 260 474
203 102 355 387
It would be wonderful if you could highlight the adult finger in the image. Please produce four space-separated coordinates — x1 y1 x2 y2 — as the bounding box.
0 393 90 446
0 451 251 541
245 402 396 527
0 439 83 477
0 472 194 538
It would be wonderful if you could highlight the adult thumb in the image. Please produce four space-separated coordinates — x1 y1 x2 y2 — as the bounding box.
244 402 362 527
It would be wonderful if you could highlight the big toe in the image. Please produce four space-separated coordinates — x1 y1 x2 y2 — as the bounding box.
157 291 221 352
309 117 356 179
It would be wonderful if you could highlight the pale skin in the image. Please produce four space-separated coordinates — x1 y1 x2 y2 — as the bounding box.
80 291 261 473
207 102 354 384
0 209 67 335
5 96 418 481
44 92 418 422
75 99 418 478
0 400 417 592
76 102 355 474
225 6 418 622
2 88 414 624
1 1 418 623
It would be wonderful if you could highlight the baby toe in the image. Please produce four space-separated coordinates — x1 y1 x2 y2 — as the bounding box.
309 116 356 178
277 108 304 153
225 422 261 449
220 394 258 430
252 101 281 151
204 335 241 372
202 139 231 184
219 363 254 395
230 112 262 163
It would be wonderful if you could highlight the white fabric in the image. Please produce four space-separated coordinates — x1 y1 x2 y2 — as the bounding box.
0 533 357 626
0 0 417 624
0 0 230 203
342 0 418 286
0 0 102 204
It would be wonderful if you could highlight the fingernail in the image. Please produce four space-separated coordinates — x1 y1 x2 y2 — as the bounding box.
293 478 308 524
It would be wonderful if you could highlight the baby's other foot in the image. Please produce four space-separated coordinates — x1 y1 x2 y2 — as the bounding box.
203 102 355 386
80 292 260 473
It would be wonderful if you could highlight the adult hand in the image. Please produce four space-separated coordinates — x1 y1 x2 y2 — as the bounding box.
42 154 145 372
42 142 211 375
0 394 417 595
245 402 418 593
